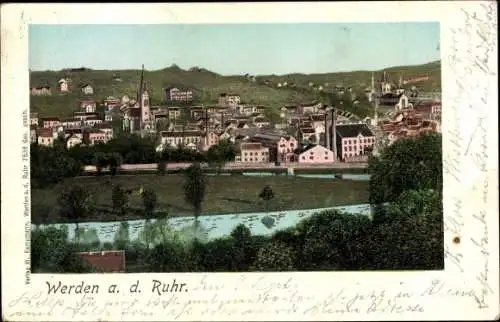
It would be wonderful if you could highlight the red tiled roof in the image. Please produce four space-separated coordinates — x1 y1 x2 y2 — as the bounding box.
37 128 53 137
77 251 126 273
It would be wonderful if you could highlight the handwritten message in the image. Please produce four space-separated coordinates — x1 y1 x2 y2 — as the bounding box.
6 276 486 320
446 0 497 311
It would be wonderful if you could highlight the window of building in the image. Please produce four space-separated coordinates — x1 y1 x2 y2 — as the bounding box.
250 158 253 162
309 156 314 160
302 156 306 160
325 156 328 159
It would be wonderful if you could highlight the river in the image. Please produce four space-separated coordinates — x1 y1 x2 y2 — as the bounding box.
32 173 372 244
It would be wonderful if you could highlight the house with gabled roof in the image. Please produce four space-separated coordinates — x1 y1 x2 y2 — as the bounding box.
297 144 335 164
58 78 69 92
80 83 94 95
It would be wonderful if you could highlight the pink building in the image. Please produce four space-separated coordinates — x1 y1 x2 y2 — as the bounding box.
298 144 335 163
37 128 54 146
335 124 375 161
85 130 107 145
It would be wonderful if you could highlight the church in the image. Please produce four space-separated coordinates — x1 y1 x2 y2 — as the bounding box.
122 65 154 134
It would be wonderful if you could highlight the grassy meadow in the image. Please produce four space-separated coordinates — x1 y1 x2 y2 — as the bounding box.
31 174 370 224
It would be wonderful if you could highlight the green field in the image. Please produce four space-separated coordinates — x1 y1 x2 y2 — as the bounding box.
30 60 441 118
31 174 370 224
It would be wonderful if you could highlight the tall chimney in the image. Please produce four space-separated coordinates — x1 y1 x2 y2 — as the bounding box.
220 111 224 132
324 111 330 149
205 106 209 146
331 108 337 160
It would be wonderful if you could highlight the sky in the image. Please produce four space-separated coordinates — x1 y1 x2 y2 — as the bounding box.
29 23 440 75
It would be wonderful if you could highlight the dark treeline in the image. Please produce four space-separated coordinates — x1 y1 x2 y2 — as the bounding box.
30 133 236 188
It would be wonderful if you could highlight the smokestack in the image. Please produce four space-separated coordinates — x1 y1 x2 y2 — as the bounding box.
220 111 224 132
205 106 209 146
324 111 330 150
331 108 337 160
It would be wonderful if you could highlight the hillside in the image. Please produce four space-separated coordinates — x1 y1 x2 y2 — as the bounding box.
259 60 441 93
29 61 441 118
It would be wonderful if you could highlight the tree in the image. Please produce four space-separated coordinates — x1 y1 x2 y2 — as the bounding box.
30 145 82 188
366 189 443 270
368 133 442 205
206 139 236 174
183 163 206 228
259 185 275 214
108 153 122 175
157 157 167 175
112 184 128 216
141 188 158 218
114 222 130 249
93 152 108 175
57 185 94 243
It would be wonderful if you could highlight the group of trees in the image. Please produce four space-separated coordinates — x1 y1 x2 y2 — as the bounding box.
31 134 238 188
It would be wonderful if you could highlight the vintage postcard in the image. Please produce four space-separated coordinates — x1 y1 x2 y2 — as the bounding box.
1 2 498 321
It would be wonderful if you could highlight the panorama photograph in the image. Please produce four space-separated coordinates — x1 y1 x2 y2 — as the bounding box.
29 23 443 273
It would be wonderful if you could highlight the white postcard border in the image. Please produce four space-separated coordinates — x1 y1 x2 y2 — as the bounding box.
1 2 498 321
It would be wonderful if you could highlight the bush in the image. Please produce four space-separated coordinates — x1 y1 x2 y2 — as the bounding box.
252 241 295 271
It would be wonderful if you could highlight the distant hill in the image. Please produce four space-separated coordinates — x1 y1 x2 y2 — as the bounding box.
29 60 441 118
259 60 441 92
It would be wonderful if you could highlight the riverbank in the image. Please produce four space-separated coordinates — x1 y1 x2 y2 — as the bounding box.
32 203 372 244
32 174 370 224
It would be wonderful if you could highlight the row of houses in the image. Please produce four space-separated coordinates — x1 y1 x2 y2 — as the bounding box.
30 111 114 148
30 78 94 96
